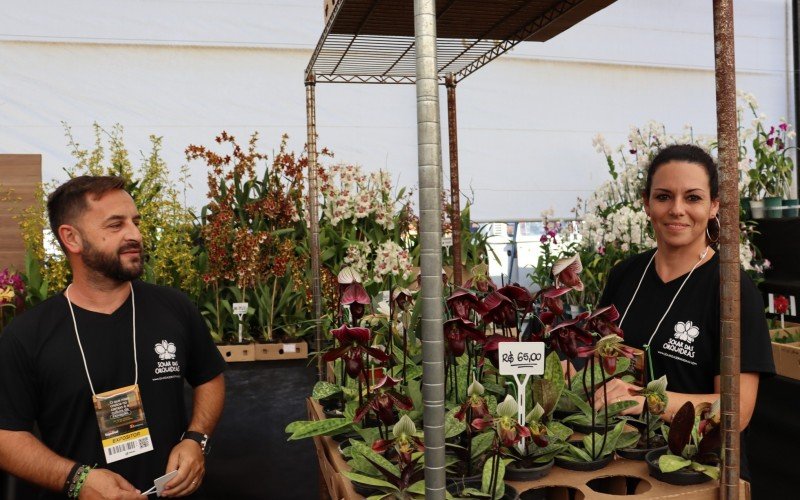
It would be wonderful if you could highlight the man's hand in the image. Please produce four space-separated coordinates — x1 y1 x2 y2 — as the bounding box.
78 468 141 499
161 439 205 497
592 377 644 415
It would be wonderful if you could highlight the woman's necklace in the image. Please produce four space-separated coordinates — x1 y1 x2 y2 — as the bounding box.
619 245 711 362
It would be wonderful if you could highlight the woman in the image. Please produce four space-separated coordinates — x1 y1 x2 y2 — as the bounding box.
594 144 774 479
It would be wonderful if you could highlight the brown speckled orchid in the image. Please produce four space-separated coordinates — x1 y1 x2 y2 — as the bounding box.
443 318 486 357
322 324 389 379
464 263 497 293
354 375 413 426
552 254 584 291
446 288 488 321
576 333 636 374
454 378 490 422
471 395 531 447
371 414 425 464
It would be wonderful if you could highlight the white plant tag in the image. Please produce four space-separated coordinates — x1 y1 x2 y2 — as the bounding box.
283 343 297 353
498 342 545 376
232 302 249 316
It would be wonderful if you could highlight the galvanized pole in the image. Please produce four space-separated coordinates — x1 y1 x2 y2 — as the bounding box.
446 74 463 287
413 0 446 497
305 74 324 381
712 1 741 498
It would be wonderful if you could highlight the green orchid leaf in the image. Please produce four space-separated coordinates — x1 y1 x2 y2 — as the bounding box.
482 380 506 397
349 440 401 478
486 395 498 415
445 410 467 439
481 456 506 498
532 379 560 418
558 443 592 462
471 432 495 459
285 418 351 440
692 462 721 480
342 472 400 492
658 454 692 473
311 381 342 400
354 426 381 445
461 488 491 497
617 431 640 450
545 421 573 442
562 389 594 417
604 399 639 417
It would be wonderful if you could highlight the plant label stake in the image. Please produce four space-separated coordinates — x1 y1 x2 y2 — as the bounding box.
232 302 249 343
498 341 545 452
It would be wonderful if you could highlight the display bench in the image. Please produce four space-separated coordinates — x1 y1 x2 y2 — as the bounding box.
307 399 749 500
217 341 309 362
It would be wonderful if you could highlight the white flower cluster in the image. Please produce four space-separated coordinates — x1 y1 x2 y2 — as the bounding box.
344 240 372 279
582 206 654 252
372 241 413 283
320 164 404 228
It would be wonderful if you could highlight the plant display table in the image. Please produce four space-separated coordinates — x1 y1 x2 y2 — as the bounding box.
307 398 749 500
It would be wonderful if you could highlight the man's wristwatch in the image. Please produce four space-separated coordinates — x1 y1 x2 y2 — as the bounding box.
181 431 210 455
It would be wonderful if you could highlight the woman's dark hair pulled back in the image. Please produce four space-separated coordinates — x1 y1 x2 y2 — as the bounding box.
644 144 719 199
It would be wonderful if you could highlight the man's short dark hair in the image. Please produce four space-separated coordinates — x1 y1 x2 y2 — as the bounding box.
47 175 127 250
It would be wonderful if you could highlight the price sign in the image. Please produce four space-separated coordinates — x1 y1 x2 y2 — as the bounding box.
441 235 453 248
232 302 249 316
498 342 545 376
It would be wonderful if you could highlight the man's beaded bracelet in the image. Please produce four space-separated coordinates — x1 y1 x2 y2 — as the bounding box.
65 464 94 499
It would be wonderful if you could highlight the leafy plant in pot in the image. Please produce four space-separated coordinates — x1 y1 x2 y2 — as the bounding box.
503 403 568 481
616 375 669 460
646 400 721 485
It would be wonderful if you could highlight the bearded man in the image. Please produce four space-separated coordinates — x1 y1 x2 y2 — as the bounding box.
0 176 225 499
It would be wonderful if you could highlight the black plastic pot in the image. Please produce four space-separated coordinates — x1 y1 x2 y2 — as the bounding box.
645 448 713 486
504 459 554 481
446 478 519 500
617 444 667 461
568 420 620 436
555 453 613 472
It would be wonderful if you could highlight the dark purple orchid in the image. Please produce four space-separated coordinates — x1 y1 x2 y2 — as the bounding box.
481 291 517 327
537 286 572 318
575 333 636 374
471 395 531 448
354 375 413 426
541 314 592 358
446 288 488 321
322 325 389 379
371 414 425 464
482 333 517 368
454 378 490 422
584 305 624 338
443 318 486 357
496 284 533 314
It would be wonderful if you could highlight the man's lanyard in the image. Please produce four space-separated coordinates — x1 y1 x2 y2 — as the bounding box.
64 282 138 395
64 282 154 463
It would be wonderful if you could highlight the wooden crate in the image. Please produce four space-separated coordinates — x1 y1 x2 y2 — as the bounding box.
770 322 800 380
216 342 256 362
255 341 308 361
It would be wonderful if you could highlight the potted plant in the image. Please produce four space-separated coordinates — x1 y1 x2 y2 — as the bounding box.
503 403 568 481
616 375 669 460
646 400 721 485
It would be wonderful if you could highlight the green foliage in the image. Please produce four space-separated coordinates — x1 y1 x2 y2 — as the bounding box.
284 418 352 440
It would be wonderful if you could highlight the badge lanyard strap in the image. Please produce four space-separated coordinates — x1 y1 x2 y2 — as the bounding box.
619 246 710 380
64 283 138 397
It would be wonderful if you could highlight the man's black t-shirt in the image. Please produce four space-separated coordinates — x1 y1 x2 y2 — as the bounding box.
0 280 226 498
599 249 775 481
599 249 775 389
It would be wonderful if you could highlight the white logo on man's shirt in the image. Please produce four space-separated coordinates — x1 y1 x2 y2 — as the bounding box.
154 340 177 360
674 321 700 343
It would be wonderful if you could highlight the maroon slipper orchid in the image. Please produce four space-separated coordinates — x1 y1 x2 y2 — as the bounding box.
454 379 490 422
552 254 584 291
323 324 389 379
496 284 534 314
575 333 636 374
464 263 497 293
584 305 624 338
354 375 414 426
341 283 370 322
545 314 592 359
537 286 572 317
392 287 414 311
446 288 488 321
443 318 486 357
482 291 517 327
371 414 425 464
471 395 531 447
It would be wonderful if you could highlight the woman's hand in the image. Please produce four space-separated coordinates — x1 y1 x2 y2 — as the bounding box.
592 377 644 415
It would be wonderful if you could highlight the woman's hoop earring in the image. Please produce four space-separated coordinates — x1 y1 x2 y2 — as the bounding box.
706 214 720 244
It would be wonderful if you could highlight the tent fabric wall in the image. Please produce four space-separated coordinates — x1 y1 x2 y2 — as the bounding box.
0 0 793 220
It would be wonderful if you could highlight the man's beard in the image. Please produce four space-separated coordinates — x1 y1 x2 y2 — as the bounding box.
82 239 144 282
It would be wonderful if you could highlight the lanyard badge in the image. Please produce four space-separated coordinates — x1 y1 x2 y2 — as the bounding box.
65 283 154 464
93 384 154 463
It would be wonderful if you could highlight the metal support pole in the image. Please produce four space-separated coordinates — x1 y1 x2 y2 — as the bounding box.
446 74 463 287
413 0 446 497
305 74 324 381
712 2 741 498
